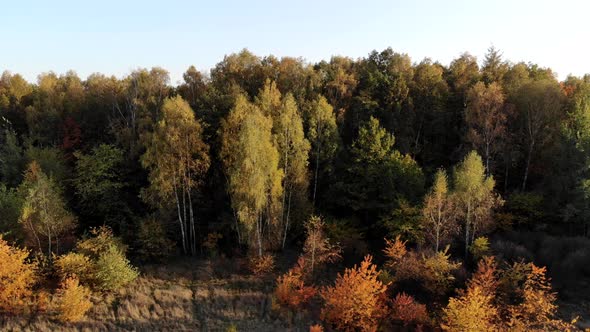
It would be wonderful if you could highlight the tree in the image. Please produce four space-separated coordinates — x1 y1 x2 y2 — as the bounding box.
307 96 340 208
442 285 498 331
74 144 128 230
465 82 507 174
422 169 457 252
453 151 501 257
0 184 22 241
275 257 317 310
257 84 310 249
0 236 37 313
481 46 508 85
515 80 565 190
141 96 210 255
339 116 424 221
0 124 24 187
320 255 388 332
19 161 76 256
302 216 341 275
221 94 283 256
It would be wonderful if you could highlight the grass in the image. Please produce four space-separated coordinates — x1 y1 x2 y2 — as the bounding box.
0 256 311 332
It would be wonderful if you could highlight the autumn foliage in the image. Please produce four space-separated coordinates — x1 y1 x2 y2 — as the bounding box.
275 257 317 310
320 255 388 332
55 276 93 322
0 236 37 313
249 253 275 276
390 292 429 326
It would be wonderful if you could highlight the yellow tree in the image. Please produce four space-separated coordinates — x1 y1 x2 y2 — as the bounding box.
222 94 283 257
422 169 457 252
453 151 502 257
302 215 341 275
0 236 37 313
141 96 210 255
256 80 310 249
465 82 507 174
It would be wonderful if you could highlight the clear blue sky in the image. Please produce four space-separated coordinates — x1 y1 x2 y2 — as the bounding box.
1 0 588 84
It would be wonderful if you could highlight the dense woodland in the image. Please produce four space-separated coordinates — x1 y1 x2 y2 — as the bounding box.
1 47 590 330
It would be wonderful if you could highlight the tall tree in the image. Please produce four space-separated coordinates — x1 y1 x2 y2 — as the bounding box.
481 46 508 85
453 151 501 257
141 96 210 255
515 80 565 190
465 82 507 174
221 95 283 256
307 96 340 208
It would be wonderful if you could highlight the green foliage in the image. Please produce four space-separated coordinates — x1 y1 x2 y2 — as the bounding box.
74 144 129 228
379 199 424 245
18 161 76 256
94 244 139 291
24 146 69 184
76 226 127 259
337 116 424 221
136 217 175 262
421 247 462 295
0 183 23 241
0 126 24 187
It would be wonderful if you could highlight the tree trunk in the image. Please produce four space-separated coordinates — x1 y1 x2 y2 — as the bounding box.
188 188 196 256
522 142 534 191
174 183 187 254
282 189 293 249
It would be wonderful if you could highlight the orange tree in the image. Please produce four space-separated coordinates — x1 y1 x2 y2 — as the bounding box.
0 236 37 313
320 255 388 331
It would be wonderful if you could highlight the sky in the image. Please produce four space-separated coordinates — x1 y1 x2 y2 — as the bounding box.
1 0 588 84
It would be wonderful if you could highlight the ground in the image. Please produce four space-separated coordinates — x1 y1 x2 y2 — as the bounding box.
0 256 312 332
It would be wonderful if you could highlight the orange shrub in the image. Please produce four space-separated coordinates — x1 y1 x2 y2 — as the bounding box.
56 276 93 322
275 258 317 310
320 255 388 332
249 253 275 275
0 236 37 313
391 292 429 326
309 324 324 332
442 285 498 331
383 236 407 268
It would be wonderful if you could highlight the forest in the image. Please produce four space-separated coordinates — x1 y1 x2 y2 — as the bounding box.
1 47 589 331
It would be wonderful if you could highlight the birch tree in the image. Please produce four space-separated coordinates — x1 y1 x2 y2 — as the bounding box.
422 169 457 252
141 96 210 255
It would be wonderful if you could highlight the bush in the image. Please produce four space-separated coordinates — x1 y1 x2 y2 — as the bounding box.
55 252 94 285
309 324 323 332
383 235 407 268
136 217 175 262
275 258 317 310
390 292 429 326
442 285 498 331
470 236 490 260
421 247 461 296
249 254 275 276
77 226 126 259
320 255 388 332
94 245 139 291
0 236 37 313
55 276 92 322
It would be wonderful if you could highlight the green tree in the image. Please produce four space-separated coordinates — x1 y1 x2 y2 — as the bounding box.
453 151 501 257
73 144 129 230
0 184 22 241
340 116 424 221
307 96 340 208
0 125 24 187
18 162 76 256
141 96 210 255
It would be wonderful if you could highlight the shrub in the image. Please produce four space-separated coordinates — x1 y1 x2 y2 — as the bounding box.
249 253 275 276
94 245 139 291
309 324 324 332
320 255 388 332
55 276 92 322
302 215 341 275
383 235 407 268
55 252 94 285
202 232 223 257
467 256 499 298
76 226 126 259
136 217 175 262
0 236 37 313
442 285 498 332
275 258 317 310
421 247 461 295
508 263 573 330
390 293 429 326
470 236 491 260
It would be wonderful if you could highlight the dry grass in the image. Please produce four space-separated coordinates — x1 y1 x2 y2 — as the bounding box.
0 256 311 331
